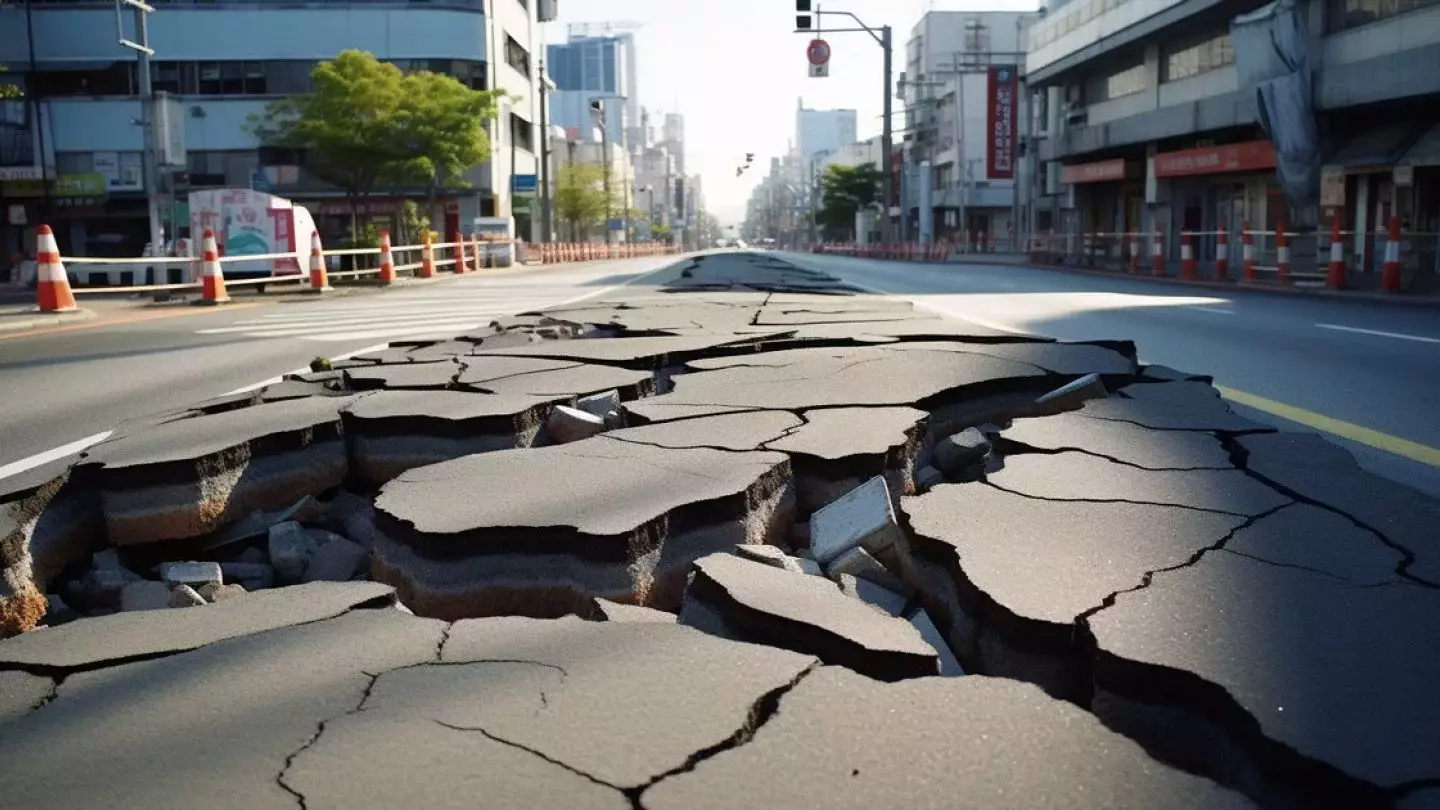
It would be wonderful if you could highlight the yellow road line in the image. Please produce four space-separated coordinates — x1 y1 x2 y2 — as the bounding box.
1216 384 1440 468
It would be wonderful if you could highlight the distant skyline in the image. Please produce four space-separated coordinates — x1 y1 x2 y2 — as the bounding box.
542 0 1039 224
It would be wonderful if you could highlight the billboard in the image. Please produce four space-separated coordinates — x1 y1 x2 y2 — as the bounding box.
986 65 1018 180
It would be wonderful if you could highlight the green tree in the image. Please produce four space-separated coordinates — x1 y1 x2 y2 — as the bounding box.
815 162 882 241
249 50 500 233
554 163 623 241
0 66 21 99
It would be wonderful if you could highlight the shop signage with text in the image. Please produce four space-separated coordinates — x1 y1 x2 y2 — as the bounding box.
1060 159 1128 184
986 65 1019 180
1 173 108 198
1153 140 1276 178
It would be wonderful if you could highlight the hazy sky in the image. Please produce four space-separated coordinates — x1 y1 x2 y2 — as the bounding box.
542 0 1037 224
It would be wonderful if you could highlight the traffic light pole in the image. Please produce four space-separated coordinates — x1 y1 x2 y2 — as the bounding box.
795 8 893 245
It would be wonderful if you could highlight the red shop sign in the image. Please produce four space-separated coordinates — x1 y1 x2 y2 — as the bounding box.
1061 158 1128 184
1154 140 1277 178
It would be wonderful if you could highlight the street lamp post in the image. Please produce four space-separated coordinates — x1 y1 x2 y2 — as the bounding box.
538 60 555 244
590 99 613 246
116 0 163 262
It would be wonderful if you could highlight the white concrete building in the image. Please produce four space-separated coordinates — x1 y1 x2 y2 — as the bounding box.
0 0 550 264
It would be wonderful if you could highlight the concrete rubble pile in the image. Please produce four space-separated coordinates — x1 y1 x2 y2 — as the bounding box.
0 252 1436 808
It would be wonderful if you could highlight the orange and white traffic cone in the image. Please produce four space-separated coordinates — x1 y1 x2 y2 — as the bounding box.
1242 221 1255 281
1276 221 1291 284
308 231 330 292
377 231 395 285
419 231 435 279
1215 225 1228 280
1151 232 1165 276
454 236 467 274
34 224 77 313
1180 231 1197 279
198 230 230 305
1326 215 1346 289
1381 215 1402 292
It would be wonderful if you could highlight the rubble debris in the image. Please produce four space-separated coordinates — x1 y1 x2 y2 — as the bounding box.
201 582 247 603
167 584 206 608
576 389 620 418
0 458 101 637
586 597 678 623
546 404 607 444
914 465 945 490
824 546 906 593
643 668 1249 809
932 427 991 476
835 574 908 617
809 476 905 566
733 543 821 576
118 581 171 612
218 562 274 590
85 396 353 546
1032 372 1108 416
304 536 369 583
267 521 318 584
907 608 963 676
680 553 939 681
764 407 928 514
159 561 221 588
369 441 794 619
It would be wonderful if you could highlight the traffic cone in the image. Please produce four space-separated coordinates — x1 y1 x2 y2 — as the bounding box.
1276 221 1290 284
34 224 77 313
1242 221 1255 281
198 230 230 305
1326 215 1346 289
1215 225 1228 280
308 231 331 292
1180 231 1197 279
1128 232 1140 274
377 231 395 285
1381 215 1402 292
454 236 467 274
419 231 435 279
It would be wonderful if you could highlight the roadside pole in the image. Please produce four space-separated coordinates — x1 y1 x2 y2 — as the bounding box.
538 61 555 244
118 0 164 269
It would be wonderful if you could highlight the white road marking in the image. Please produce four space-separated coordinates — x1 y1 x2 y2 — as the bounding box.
0 431 113 482
220 342 390 396
1315 323 1440 344
835 277 1033 335
1185 306 1235 315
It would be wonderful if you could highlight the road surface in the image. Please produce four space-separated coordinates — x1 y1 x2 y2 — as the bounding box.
3 251 1438 498
784 252 1440 496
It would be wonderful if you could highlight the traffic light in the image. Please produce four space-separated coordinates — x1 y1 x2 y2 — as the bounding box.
745 153 755 163
589 99 604 114
796 0 812 30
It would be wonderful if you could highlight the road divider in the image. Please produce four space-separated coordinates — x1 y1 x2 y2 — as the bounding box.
19 222 683 313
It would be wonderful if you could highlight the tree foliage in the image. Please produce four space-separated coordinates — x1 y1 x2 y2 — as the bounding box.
815 163 882 240
0 66 21 99
249 50 500 223
553 162 624 241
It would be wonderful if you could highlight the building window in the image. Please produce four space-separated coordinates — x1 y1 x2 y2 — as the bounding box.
505 35 531 78
198 63 222 95
1162 32 1234 82
1084 60 1145 103
510 113 534 152
1326 0 1440 31
32 63 134 97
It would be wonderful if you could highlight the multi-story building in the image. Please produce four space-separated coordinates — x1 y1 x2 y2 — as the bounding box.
1026 0 1440 286
0 0 551 268
545 25 638 153
547 127 634 242
903 10 1038 246
794 101 857 245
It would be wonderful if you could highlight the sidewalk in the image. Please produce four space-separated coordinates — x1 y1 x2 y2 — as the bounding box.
0 303 96 334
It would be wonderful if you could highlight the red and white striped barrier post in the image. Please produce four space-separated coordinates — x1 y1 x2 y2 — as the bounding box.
1242 221 1255 281
1151 231 1164 276
1215 225 1228 280
1180 231 1197 279
1381 215 1402 292
34 224 77 313
377 231 395 285
419 231 435 279
1326 215 1346 289
309 231 331 291
198 230 231 305
1276 221 1290 284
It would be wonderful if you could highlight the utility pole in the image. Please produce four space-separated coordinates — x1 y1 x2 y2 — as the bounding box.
794 4 893 245
118 0 163 261
538 60 554 243
591 99 613 246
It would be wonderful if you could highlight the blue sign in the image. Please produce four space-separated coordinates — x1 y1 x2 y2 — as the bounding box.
250 169 271 193
512 174 538 193
608 218 625 231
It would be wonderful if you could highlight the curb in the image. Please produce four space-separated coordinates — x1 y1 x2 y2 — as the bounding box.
0 307 97 333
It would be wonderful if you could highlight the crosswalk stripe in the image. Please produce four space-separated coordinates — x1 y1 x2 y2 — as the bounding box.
302 319 501 342
199 308 527 333
200 313 508 338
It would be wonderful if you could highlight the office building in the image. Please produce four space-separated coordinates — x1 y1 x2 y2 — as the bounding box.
0 0 550 269
1026 0 1440 285
546 25 639 152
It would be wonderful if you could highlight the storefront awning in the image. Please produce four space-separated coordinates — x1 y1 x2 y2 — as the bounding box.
1325 122 1416 170
1397 122 1440 167
1061 159 1130 184
1152 141 1276 178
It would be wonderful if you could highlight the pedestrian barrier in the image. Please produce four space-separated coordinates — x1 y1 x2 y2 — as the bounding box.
21 222 682 311
1020 217 1439 293
808 241 956 262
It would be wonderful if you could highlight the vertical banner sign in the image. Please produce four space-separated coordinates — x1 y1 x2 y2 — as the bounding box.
987 65 1018 180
